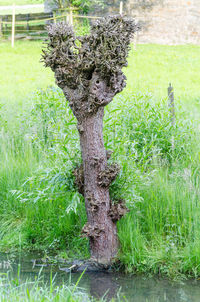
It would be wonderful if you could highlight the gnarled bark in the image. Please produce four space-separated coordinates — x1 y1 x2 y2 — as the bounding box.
79 107 118 264
42 16 137 265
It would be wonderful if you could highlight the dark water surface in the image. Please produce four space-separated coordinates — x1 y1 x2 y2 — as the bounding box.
0 252 200 301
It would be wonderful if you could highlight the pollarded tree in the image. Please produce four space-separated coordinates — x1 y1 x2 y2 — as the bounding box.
42 16 136 266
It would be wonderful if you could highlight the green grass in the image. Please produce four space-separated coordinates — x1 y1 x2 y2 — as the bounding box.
1 41 200 105
0 40 200 278
0 0 43 6
0 1 44 15
0 41 54 107
0 270 112 302
125 44 200 103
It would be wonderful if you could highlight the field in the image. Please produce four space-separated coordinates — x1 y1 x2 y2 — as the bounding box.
0 42 54 106
1 42 200 104
0 0 43 6
1 40 200 279
0 2 44 15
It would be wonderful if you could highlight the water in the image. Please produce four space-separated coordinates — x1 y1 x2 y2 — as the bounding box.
0 252 200 301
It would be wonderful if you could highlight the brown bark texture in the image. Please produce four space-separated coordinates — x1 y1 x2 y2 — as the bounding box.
42 16 137 265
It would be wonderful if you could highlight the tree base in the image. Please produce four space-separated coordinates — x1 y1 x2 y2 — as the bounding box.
59 259 113 273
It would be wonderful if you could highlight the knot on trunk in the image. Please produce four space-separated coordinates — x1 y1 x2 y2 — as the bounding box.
106 149 113 160
81 223 104 238
77 122 84 133
87 191 101 212
89 152 111 168
73 164 84 196
90 156 103 168
98 163 120 187
108 199 129 222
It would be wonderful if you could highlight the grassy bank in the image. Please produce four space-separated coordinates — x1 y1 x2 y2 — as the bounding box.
0 270 109 302
0 41 200 278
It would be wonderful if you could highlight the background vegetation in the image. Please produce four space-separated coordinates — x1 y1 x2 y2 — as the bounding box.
0 0 105 14
0 40 200 278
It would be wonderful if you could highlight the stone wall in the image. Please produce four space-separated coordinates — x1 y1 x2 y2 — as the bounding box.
124 0 200 44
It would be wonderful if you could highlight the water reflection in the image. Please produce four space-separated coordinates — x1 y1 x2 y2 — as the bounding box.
89 272 119 300
0 252 200 302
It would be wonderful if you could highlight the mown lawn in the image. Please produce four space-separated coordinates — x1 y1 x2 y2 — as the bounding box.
0 1 44 15
1 41 200 105
0 0 43 6
0 41 54 106
126 44 200 103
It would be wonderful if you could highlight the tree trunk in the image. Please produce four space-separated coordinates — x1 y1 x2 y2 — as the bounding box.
78 107 118 265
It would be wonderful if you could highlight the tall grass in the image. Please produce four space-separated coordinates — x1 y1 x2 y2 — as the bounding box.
0 270 108 302
0 85 200 278
0 88 88 256
118 168 200 277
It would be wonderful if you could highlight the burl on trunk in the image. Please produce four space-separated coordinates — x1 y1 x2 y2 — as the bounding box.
42 16 137 265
